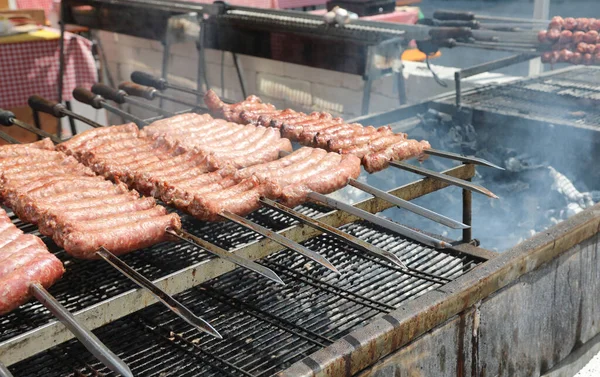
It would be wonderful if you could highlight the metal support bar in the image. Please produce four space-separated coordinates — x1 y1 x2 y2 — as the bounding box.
30 283 133 377
462 177 473 243
455 71 462 108
460 53 538 79
57 7 66 138
0 362 12 377
64 101 78 136
160 40 170 109
232 53 247 98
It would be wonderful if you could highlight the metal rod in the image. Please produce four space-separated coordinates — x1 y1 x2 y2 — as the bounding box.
232 53 247 98
155 91 197 108
259 198 407 268
460 53 539 79
61 109 104 128
476 14 548 24
101 102 149 127
95 247 222 339
0 362 13 377
307 192 451 249
11 119 62 144
348 178 469 229
167 82 200 96
424 149 504 170
455 71 461 108
0 131 20 145
30 283 134 377
389 161 499 199
462 178 473 243
124 96 174 117
220 211 341 275
165 228 285 285
57 7 66 138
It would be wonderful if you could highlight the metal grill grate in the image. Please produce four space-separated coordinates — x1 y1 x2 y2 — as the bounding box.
0 204 330 343
439 67 600 127
9 220 482 376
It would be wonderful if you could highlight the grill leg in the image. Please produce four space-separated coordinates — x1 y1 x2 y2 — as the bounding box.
462 176 472 243
65 101 77 136
160 40 171 109
232 53 247 98
396 64 407 105
362 77 373 115
32 110 42 140
455 71 462 108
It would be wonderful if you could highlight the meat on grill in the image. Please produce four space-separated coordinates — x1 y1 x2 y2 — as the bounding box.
0 141 180 259
60 125 360 221
140 113 292 168
203 90 430 172
0 207 64 315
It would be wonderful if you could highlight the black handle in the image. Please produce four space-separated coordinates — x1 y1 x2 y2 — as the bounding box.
433 10 475 21
118 82 157 100
28 95 66 118
92 83 127 104
0 109 15 126
131 71 168 91
437 20 480 29
429 27 472 40
73 88 104 109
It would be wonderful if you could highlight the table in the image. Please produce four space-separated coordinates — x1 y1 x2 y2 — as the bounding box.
0 27 97 141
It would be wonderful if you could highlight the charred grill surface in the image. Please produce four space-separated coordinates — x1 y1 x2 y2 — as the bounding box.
9 220 482 377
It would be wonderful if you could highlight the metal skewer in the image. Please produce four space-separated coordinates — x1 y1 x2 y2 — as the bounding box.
166 228 285 285
0 362 13 377
119 81 198 108
72 88 149 127
91 83 175 117
0 107 62 143
131 71 236 103
0 130 20 145
220 211 341 275
308 192 450 249
424 149 504 170
28 95 104 128
95 247 222 338
259 198 407 268
30 283 134 377
389 161 499 199
347 178 469 229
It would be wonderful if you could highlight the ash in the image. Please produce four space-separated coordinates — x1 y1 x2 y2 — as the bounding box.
331 109 599 252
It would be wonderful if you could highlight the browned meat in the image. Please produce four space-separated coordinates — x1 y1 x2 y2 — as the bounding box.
327 127 394 151
362 139 432 173
57 123 138 156
0 208 64 315
280 154 361 207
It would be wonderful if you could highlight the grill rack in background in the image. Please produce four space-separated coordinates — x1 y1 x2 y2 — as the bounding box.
9 219 483 377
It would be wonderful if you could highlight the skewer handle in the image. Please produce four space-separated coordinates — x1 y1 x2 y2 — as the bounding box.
28 95 67 118
30 283 133 377
92 83 127 104
118 82 157 101
131 71 168 91
73 88 104 109
0 109 15 127
0 361 13 377
433 10 475 21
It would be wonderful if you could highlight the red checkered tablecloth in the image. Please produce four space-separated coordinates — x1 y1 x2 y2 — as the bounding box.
16 0 55 17
0 29 97 109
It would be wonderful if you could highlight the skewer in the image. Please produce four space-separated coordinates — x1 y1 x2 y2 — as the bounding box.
72 88 149 127
95 247 222 338
308 192 450 249
347 178 469 229
0 362 13 377
166 228 284 285
390 161 499 199
119 81 197 108
0 130 20 145
92 83 175 117
27 95 104 128
131 71 236 103
424 149 504 170
220 211 341 275
30 283 134 377
432 10 549 25
0 107 62 143
259 198 407 269
276 150 468 229
22 98 287 285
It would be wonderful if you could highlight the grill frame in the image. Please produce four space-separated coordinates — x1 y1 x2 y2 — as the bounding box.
0 163 482 366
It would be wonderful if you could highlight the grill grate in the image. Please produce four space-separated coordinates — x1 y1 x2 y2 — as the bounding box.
0 204 330 343
9 220 482 376
440 67 600 127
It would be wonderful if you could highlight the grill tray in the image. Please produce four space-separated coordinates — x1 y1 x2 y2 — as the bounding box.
9 220 481 377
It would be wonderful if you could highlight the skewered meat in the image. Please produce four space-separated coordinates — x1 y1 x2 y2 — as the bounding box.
0 207 64 315
0 142 180 259
576 18 590 31
584 30 599 44
537 30 548 43
572 31 586 44
204 91 430 172
564 18 577 31
559 30 572 44
546 28 561 42
363 139 432 173
549 16 564 29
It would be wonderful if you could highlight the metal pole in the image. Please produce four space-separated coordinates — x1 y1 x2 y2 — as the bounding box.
57 3 66 138
529 0 550 76
462 176 473 243
455 71 462 108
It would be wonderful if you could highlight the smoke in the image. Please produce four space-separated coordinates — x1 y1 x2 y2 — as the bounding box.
334 106 600 253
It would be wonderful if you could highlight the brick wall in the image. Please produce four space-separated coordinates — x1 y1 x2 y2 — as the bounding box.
97 31 512 124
